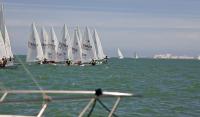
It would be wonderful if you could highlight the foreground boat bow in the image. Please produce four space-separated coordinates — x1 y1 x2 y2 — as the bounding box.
0 89 139 117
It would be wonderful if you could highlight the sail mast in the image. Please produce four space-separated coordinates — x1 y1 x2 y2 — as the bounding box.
0 31 6 58
49 27 58 62
77 26 83 43
0 4 5 40
41 27 49 60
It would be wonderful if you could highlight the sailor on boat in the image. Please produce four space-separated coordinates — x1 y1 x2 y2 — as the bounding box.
65 59 72 66
90 59 96 66
9 56 12 61
103 55 108 63
0 56 7 68
76 60 82 65
42 58 48 64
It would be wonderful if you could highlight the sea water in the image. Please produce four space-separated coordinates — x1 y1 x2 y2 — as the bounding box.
0 55 199 117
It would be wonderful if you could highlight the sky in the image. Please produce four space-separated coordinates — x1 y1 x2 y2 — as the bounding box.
2 0 200 57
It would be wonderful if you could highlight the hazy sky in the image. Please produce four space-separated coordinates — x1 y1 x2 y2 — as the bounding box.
2 0 200 57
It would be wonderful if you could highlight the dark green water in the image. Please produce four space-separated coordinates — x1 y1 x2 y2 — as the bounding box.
0 56 200 117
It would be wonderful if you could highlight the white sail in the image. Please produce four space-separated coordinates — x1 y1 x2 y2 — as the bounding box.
49 27 58 61
70 29 82 63
93 29 105 60
118 48 124 59
0 4 13 60
0 4 5 40
77 26 83 43
57 24 71 62
26 23 44 62
4 25 13 58
40 27 49 59
134 52 139 59
81 27 97 63
0 31 6 59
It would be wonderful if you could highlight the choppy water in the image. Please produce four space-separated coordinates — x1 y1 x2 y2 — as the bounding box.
0 55 200 117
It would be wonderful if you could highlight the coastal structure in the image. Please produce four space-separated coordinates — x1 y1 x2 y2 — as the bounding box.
153 53 195 60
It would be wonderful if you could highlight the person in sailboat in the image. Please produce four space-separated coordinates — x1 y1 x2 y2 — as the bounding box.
9 56 12 61
103 55 108 63
65 59 72 66
90 59 96 66
0 58 3 67
42 58 48 64
75 61 81 65
0 56 7 68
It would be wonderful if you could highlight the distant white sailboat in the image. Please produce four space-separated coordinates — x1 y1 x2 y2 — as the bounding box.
197 56 200 60
26 23 44 62
117 48 124 59
93 29 105 60
81 27 97 63
57 24 71 62
134 52 139 59
70 29 82 64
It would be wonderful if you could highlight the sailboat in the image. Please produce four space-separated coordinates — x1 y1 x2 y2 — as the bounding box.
93 29 105 60
81 27 97 64
117 48 124 59
26 23 44 63
57 24 71 62
41 26 49 61
70 29 82 65
48 27 58 62
197 56 200 60
0 4 14 67
134 52 139 59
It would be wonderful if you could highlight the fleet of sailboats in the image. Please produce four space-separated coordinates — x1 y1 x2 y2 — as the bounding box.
26 24 107 65
0 4 14 67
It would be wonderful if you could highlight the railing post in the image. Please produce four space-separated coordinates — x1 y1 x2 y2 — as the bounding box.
37 103 48 117
0 92 8 102
108 97 121 117
78 98 95 117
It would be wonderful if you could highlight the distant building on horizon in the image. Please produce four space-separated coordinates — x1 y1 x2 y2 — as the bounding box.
153 53 196 60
